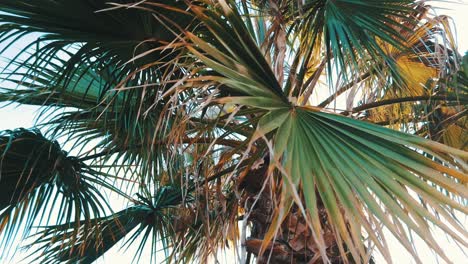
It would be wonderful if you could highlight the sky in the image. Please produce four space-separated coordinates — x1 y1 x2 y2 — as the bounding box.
0 1 467 263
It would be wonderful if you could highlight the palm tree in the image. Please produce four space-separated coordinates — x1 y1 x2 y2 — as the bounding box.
0 0 466 263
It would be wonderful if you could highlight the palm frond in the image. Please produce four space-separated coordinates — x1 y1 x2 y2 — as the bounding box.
28 206 149 264
186 0 288 107
0 1 466 263
0 128 114 255
0 0 191 88
185 2 468 262
27 184 227 264
258 107 467 262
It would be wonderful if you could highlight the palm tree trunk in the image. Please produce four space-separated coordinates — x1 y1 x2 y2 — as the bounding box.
239 156 351 264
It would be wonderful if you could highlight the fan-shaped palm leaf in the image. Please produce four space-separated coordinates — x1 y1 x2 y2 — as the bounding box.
0 0 466 263
0 0 191 87
185 1 468 262
0 129 115 254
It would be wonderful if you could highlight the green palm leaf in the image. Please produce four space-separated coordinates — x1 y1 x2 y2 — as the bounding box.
258 107 467 262
186 2 467 262
28 185 189 264
0 0 466 263
0 0 191 88
0 129 115 254
0 56 116 109
29 206 149 264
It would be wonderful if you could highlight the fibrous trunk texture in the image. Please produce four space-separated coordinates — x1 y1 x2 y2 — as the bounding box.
239 156 351 264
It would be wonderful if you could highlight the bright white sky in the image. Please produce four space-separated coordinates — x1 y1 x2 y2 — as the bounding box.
0 1 467 263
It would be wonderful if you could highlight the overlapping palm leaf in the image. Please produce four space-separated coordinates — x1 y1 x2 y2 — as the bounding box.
186 1 468 262
251 0 421 97
0 0 191 88
0 0 466 263
0 129 117 253
28 206 149 264
258 107 467 262
0 0 193 167
357 13 462 126
25 185 190 264
27 179 241 264
0 39 190 190
415 54 468 153
0 55 117 109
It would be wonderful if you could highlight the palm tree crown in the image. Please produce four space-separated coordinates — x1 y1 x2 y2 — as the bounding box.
0 1 466 263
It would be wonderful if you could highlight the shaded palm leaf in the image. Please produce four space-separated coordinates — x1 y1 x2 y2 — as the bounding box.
0 0 466 263
28 185 191 264
29 206 149 264
0 49 186 189
0 56 116 109
0 0 191 88
0 128 114 254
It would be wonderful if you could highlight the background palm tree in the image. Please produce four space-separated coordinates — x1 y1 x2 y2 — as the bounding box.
0 0 466 263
